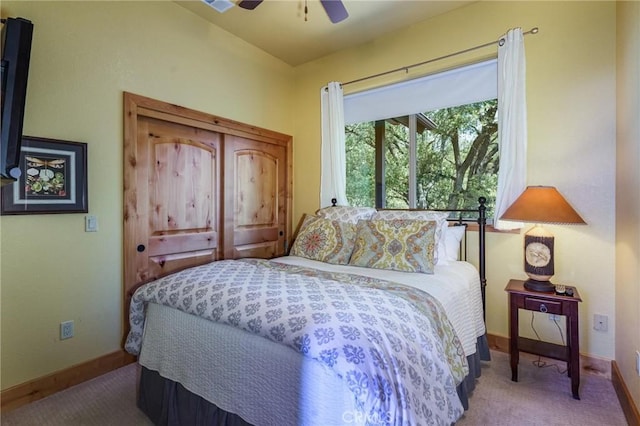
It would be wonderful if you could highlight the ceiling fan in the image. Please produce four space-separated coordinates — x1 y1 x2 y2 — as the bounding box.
202 0 349 24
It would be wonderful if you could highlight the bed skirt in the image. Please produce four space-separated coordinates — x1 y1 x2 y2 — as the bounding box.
138 335 490 425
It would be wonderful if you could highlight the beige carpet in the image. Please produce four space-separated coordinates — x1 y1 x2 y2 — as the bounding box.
1 363 152 426
1 350 627 425
457 351 627 426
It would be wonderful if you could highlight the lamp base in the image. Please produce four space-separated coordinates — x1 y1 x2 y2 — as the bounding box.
524 279 556 293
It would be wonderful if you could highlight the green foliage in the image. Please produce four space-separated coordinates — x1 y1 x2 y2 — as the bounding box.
345 99 498 217
345 123 376 207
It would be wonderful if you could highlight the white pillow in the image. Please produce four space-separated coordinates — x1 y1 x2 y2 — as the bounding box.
437 225 466 265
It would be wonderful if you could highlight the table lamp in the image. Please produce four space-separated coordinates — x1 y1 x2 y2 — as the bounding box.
499 186 586 292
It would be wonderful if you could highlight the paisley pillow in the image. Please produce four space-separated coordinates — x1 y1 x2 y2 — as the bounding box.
290 215 357 265
349 219 437 273
372 210 449 265
316 206 377 224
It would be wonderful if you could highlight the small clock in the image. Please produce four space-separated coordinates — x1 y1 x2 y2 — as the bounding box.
524 234 554 287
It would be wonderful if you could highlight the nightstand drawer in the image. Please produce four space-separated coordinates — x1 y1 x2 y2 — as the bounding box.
524 297 562 314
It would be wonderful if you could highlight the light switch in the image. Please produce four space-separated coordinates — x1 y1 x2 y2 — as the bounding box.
85 215 98 232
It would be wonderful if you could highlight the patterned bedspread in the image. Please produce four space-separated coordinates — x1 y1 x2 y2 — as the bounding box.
125 259 468 425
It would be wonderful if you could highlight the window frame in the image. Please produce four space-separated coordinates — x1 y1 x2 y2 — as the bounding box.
343 59 499 214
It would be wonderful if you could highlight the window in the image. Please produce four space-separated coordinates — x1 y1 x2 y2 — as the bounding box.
343 60 498 217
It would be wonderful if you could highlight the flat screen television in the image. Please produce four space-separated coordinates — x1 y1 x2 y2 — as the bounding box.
1 17 33 186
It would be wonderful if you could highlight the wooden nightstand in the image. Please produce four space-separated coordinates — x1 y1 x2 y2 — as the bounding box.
505 279 582 399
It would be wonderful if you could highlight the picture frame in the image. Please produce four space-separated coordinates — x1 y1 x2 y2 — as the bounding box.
1 136 88 215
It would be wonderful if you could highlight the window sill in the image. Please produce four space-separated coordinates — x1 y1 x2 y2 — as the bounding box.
465 223 520 234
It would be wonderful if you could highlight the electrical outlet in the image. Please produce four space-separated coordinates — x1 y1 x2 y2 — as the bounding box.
593 314 608 332
548 314 560 322
60 320 74 340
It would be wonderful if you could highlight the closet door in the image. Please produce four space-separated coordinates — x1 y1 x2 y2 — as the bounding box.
123 92 292 339
223 135 287 259
125 115 221 286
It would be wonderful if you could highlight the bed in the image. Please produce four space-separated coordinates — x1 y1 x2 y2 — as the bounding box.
125 199 489 426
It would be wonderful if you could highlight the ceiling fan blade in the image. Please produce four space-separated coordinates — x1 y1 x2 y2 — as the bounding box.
237 0 263 10
319 0 349 23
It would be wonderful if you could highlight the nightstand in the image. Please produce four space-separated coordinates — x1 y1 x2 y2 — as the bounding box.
505 279 582 399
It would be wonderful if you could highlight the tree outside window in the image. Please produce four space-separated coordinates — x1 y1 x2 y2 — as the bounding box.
345 99 498 218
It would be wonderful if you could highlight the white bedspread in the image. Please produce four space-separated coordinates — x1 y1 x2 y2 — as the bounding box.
141 303 360 426
273 256 485 358
135 256 485 426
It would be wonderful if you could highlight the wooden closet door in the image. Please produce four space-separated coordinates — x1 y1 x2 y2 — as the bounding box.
126 116 221 286
223 135 287 259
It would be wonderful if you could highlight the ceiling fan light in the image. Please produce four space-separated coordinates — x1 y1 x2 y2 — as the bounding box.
202 0 235 13
319 0 349 23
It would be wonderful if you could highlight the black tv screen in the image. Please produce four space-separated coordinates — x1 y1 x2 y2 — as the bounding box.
1 17 33 185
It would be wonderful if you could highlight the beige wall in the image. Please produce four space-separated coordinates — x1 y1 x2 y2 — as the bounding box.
616 1 640 410
293 1 617 359
0 1 295 390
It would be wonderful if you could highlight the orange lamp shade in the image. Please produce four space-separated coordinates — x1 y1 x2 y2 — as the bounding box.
499 186 586 225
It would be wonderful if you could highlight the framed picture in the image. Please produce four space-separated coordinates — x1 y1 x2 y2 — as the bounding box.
1 136 88 215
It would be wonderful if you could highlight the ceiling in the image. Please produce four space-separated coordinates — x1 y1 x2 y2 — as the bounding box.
175 1 475 66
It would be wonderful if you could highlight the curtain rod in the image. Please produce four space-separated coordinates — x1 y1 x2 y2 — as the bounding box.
340 27 539 88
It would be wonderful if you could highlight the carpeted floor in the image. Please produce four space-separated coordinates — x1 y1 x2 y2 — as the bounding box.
1 350 628 425
1 363 152 426
456 351 627 425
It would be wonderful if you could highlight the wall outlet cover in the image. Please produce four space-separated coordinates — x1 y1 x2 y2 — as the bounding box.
593 314 608 332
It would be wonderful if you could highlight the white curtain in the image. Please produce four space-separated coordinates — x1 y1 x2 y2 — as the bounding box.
320 82 349 207
494 28 527 230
